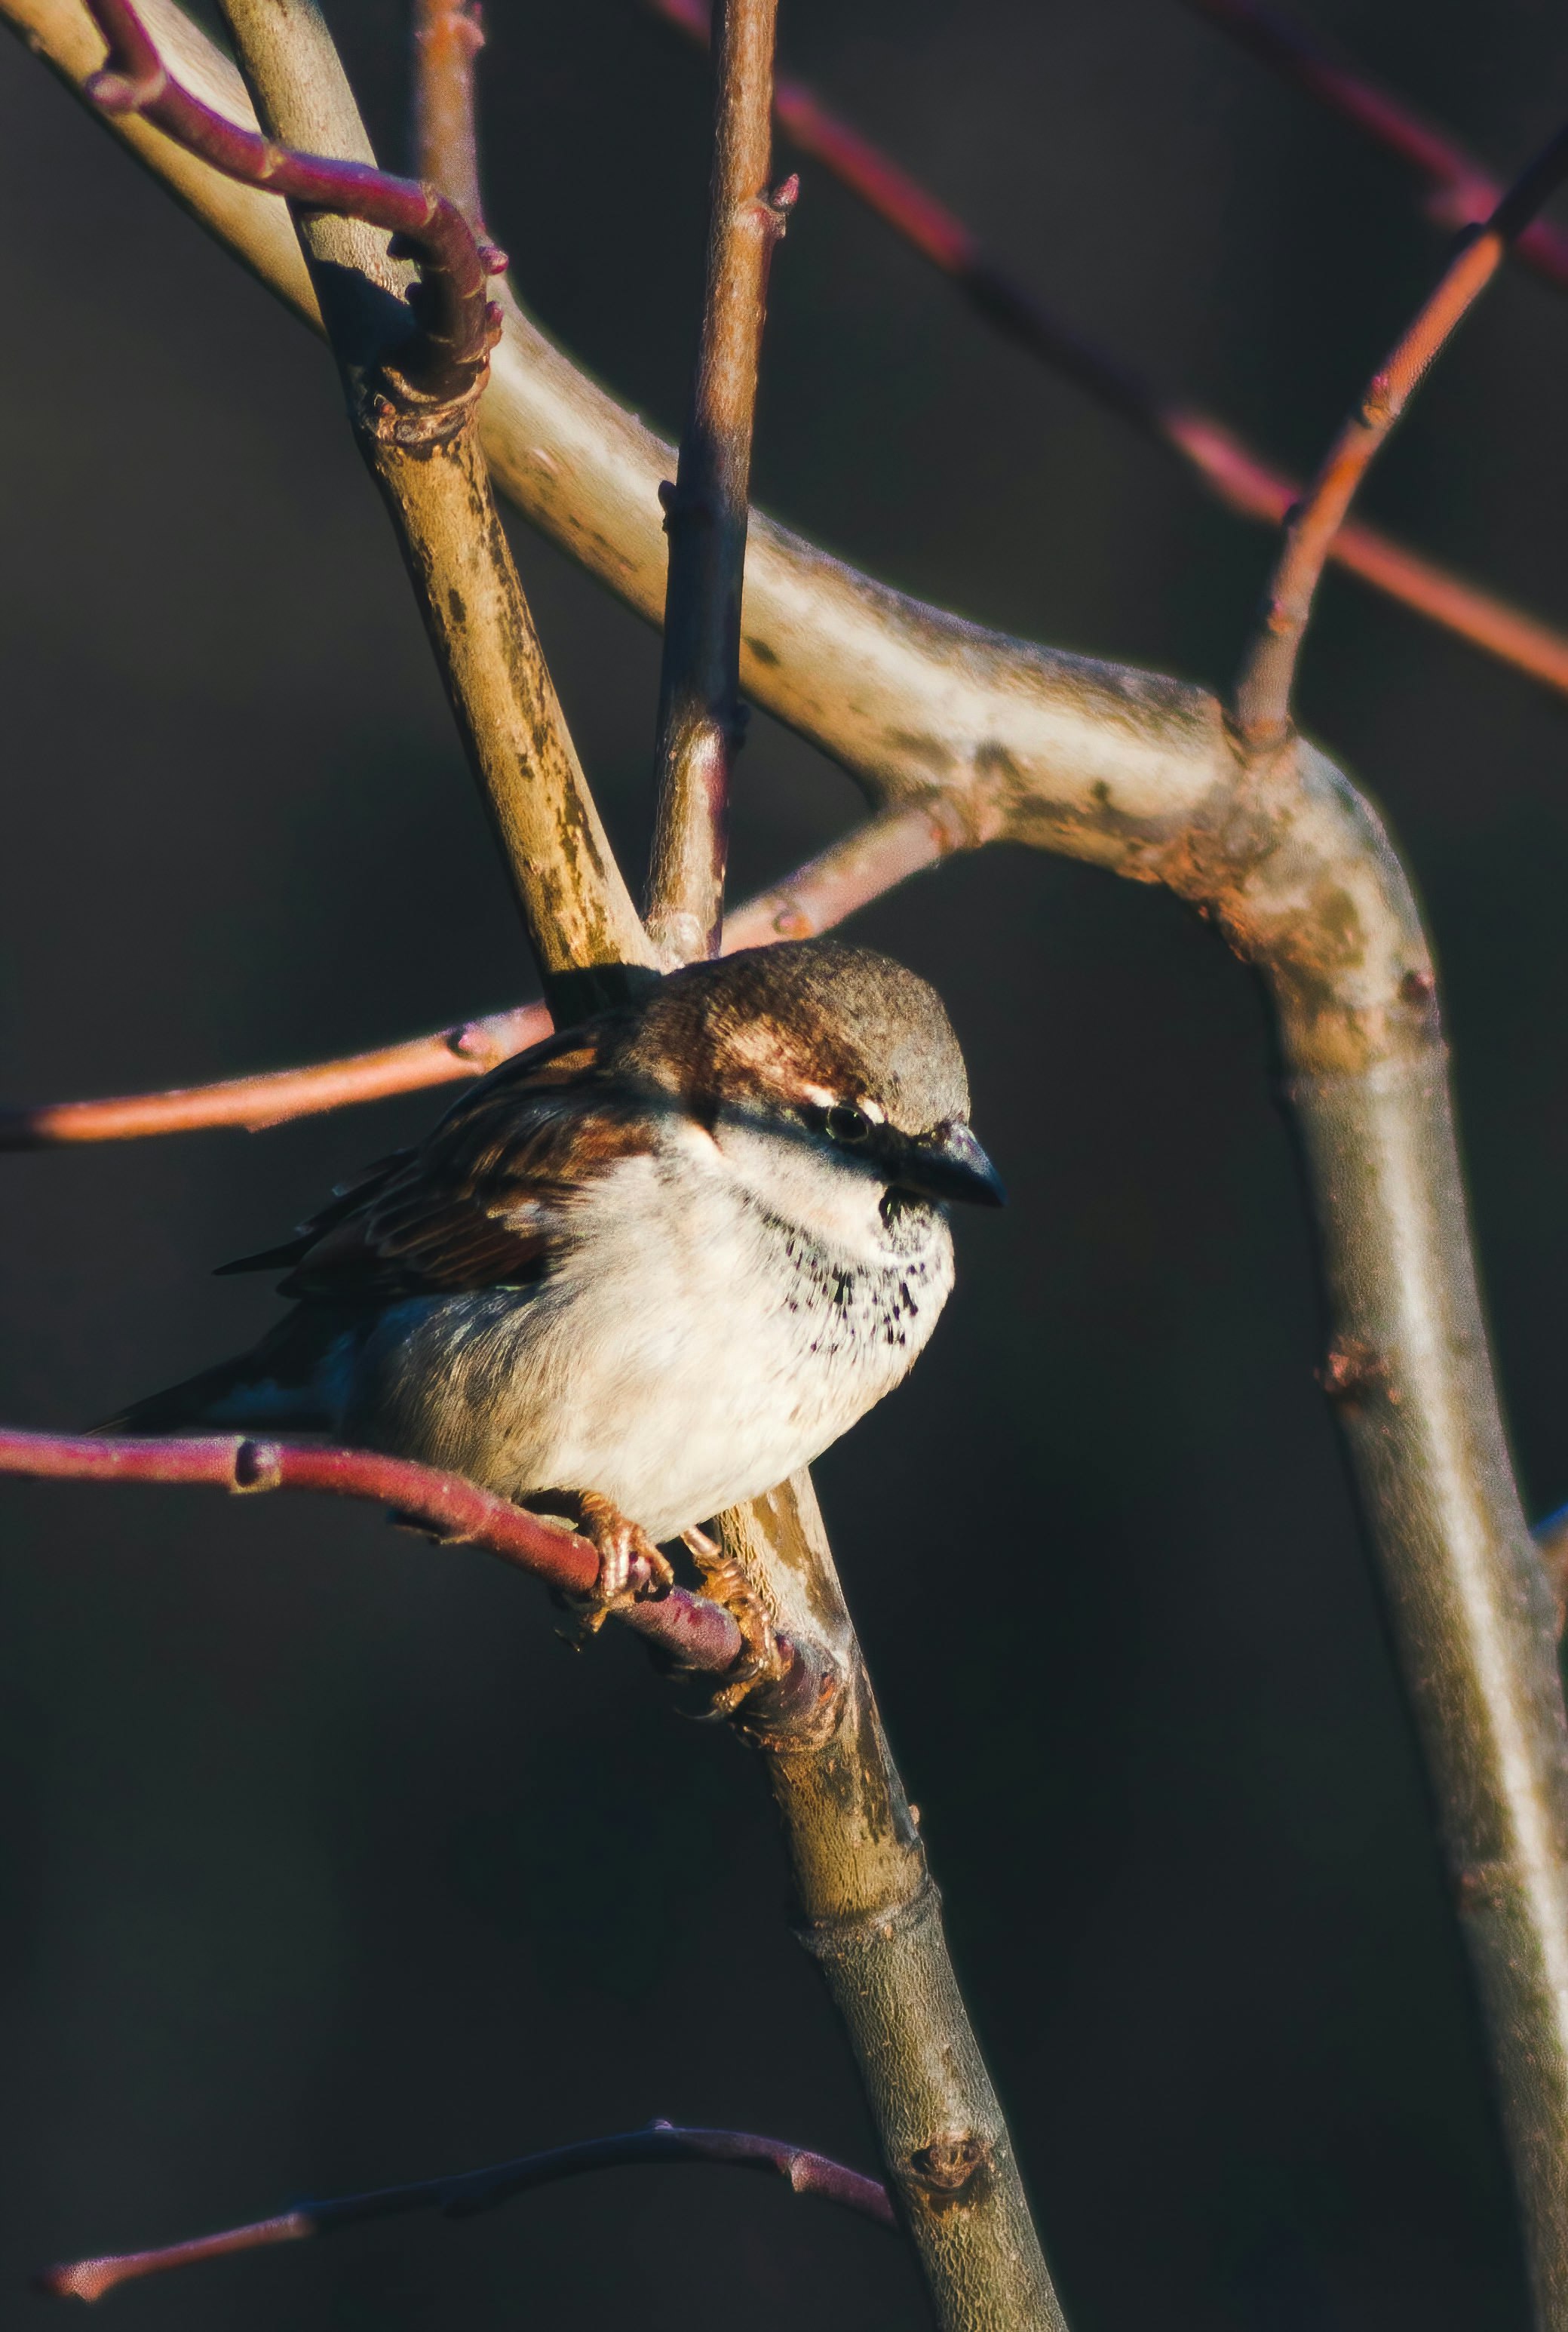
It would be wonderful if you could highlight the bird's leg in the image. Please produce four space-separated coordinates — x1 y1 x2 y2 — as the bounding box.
554 1490 675 1636
681 1523 783 1718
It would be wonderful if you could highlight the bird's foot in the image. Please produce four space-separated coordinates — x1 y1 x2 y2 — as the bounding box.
682 1524 782 1718
561 1491 675 1638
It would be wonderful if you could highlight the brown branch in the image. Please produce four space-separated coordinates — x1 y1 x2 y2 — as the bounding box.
1180 0 1568 296
714 1477 1066 2326
36 2120 895 2303
0 800 966 1150
645 0 793 964
1234 122 1568 748
212 0 652 998
413 0 486 234
644 0 1568 702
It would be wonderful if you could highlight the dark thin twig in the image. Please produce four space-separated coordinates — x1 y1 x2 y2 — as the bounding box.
0 799 968 1149
643 0 1568 702
645 0 795 965
1235 120 1568 745
35 2121 896 2303
1180 0 1568 295
413 0 486 233
81 0 504 411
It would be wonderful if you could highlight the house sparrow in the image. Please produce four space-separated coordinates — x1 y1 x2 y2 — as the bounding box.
109 939 1002 1604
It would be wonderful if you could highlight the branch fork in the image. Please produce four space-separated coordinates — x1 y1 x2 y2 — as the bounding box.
83 0 506 435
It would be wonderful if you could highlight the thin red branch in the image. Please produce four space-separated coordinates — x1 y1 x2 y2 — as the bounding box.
0 1426 747 1672
645 0 793 965
0 800 967 1150
1235 122 1568 746
413 0 487 235
643 0 1568 705
37 2120 896 2303
1180 0 1568 296
81 0 505 410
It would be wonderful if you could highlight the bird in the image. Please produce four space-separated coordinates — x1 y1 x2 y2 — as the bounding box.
106 939 1003 1612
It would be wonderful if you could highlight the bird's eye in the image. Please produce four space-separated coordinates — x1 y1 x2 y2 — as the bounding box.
824 1104 872 1145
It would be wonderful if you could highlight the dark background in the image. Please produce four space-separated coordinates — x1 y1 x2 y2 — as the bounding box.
2 0 1567 2324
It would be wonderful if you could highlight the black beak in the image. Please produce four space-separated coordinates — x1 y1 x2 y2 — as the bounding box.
893 1120 1006 1209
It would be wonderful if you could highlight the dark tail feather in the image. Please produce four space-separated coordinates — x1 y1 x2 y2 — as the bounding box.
97 1314 346 1437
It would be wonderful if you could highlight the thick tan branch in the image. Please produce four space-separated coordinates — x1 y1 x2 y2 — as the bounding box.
1235 123 1568 746
646 0 791 963
213 0 651 993
719 1478 1066 2328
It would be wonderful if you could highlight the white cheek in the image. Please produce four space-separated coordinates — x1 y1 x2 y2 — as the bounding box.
710 1108 888 1253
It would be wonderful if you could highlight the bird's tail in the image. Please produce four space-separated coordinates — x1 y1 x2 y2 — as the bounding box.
98 1313 350 1438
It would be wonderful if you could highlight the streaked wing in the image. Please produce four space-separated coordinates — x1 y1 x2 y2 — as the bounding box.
224 1015 656 1303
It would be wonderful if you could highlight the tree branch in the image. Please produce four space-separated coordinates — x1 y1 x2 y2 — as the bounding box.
1180 0 1568 295
15 1 1568 2311
206 0 652 1001
645 0 793 963
0 797 967 1148
82 0 501 405
644 0 1568 702
35 2119 894 2304
0 1424 756 1675
1234 121 1568 746
714 1476 1066 2327
413 0 486 235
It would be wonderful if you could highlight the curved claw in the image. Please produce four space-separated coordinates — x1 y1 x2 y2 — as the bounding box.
682 1529 783 1717
569 1492 675 1635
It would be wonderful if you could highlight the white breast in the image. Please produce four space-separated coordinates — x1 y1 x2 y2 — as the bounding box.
346 1126 956 1542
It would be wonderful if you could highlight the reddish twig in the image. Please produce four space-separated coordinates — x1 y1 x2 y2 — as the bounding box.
413 0 486 235
645 0 795 965
1235 121 1568 746
81 0 505 414
0 799 967 1150
1180 0 1568 296
36 2119 896 2303
0 1426 746 1673
644 0 1568 702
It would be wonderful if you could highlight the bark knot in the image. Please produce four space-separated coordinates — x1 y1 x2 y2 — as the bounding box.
904 2131 993 2211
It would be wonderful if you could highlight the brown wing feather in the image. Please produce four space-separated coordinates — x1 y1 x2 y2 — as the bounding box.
252 1015 657 1304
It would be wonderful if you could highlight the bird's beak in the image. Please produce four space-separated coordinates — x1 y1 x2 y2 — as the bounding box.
894 1120 1007 1209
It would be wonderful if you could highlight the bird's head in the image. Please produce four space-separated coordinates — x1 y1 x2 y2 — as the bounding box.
618 939 1004 1243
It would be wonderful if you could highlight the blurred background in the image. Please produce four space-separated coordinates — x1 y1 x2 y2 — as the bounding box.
2 0 1567 2324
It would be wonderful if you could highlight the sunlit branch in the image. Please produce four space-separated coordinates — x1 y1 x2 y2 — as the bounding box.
645 0 793 964
208 0 651 991
643 0 1568 702
36 2119 895 2304
1234 120 1568 748
0 800 966 1150
413 0 486 234
0 1425 746 1669
1180 0 1568 295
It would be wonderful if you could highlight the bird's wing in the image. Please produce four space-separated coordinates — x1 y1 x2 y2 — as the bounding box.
222 1017 659 1304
